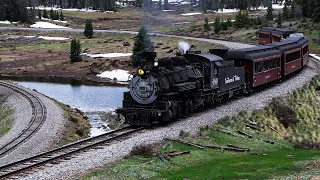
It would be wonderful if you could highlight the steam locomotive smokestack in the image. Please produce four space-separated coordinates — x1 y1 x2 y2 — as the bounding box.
144 52 156 70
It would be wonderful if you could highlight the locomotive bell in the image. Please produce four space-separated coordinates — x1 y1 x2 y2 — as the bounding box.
144 52 157 70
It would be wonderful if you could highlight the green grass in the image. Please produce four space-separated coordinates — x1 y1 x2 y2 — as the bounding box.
82 130 319 180
62 8 139 20
0 106 14 137
0 42 70 51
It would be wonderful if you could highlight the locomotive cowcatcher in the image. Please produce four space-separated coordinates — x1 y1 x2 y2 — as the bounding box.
116 50 246 125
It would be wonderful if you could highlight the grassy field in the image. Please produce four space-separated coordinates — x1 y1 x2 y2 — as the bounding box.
82 75 320 180
0 106 14 137
82 129 320 179
0 31 222 57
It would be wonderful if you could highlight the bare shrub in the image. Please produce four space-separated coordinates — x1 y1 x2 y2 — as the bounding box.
270 97 298 128
179 129 190 138
295 140 320 149
129 144 155 157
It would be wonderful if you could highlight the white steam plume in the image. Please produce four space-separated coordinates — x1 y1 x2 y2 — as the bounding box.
178 41 190 53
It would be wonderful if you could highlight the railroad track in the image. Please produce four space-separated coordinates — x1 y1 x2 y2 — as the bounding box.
0 126 143 179
0 81 47 158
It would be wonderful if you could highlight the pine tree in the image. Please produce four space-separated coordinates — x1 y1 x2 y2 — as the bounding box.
159 0 162 10
290 3 296 18
56 11 60 20
136 0 142 7
283 0 289 20
234 10 249 28
38 9 42 19
312 0 320 22
266 5 273 21
164 0 169 10
50 8 54 20
43 9 48 18
203 17 211 32
277 12 282 27
131 26 154 67
60 11 64 21
221 21 228 30
214 17 221 34
70 39 82 62
226 17 232 27
84 19 94 38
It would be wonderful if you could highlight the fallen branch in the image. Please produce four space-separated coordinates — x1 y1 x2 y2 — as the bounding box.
201 144 248 152
267 125 279 134
164 138 205 149
227 144 250 151
237 130 254 138
262 139 275 144
244 123 260 131
165 150 190 157
237 130 275 144
158 153 171 162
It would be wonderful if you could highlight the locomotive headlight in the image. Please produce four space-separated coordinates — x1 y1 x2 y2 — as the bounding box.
138 69 144 76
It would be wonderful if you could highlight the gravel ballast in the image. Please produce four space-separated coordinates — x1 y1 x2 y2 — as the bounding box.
0 83 66 166
20 65 318 180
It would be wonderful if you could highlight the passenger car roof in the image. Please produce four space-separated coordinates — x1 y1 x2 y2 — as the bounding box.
259 27 296 36
228 47 282 61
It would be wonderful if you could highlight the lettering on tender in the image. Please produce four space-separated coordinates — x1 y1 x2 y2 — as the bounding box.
225 75 240 84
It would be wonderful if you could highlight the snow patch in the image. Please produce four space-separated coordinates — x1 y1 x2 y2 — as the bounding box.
97 69 131 82
310 54 320 61
180 12 202 16
257 4 285 10
24 36 69 40
53 20 68 23
90 128 107 137
82 53 132 58
173 22 190 25
216 9 239 13
28 6 116 13
0 21 18 24
30 22 70 29
0 21 12 24
162 10 174 12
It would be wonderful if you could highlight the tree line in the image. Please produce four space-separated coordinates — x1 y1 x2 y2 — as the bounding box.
2 0 320 23
0 0 31 22
294 0 320 22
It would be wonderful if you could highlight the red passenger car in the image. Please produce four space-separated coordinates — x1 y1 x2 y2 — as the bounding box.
228 46 283 89
297 37 309 66
258 27 296 45
268 37 303 76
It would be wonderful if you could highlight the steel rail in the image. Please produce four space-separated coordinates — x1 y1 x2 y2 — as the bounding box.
0 82 47 157
0 126 143 179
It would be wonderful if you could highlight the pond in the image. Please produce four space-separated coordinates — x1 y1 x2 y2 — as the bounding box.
14 81 128 137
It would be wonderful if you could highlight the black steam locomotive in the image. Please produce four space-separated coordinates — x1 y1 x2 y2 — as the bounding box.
116 50 246 125
116 30 309 126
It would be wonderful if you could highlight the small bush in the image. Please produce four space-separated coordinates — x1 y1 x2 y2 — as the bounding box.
179 129 190 138
270 97 298 128
130 144 155 157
